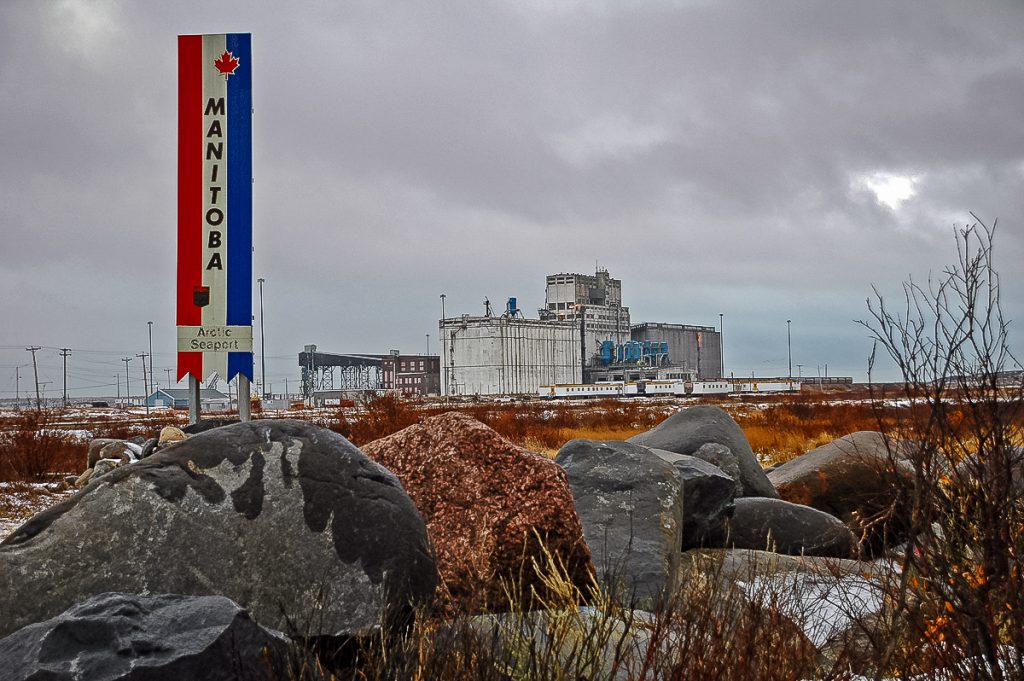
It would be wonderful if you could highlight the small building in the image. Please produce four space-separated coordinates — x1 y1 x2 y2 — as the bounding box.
299 347 441 397
380 353 441 395
146 388 230 410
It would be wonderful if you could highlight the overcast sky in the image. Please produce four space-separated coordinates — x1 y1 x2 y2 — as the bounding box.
2 0 1022 400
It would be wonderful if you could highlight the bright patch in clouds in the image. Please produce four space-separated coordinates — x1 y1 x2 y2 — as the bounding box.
551 115 671 167
854 172 920 210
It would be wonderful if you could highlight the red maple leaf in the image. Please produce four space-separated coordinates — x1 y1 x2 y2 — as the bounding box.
214 51 239 77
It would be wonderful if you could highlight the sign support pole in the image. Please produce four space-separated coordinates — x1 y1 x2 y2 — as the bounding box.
189 374 201 425
238 374 251 422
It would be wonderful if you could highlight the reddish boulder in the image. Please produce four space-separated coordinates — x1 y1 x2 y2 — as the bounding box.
362 412 594 612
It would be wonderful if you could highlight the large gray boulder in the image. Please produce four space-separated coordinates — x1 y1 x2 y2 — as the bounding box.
556 439 683 607
0 419 437 639
650 449 735 549
628 405 778 498
767 431 914 549
0 592 305 681
726 497 857 558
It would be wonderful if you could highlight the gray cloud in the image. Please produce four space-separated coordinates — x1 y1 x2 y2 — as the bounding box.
1 0 1021 397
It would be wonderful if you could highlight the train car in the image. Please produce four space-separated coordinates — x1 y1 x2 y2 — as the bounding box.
686 380 732 395
731 380 801 393
538 383 625 398
538 378 801 399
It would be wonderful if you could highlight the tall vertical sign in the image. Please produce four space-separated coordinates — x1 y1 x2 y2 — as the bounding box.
177 33 253 384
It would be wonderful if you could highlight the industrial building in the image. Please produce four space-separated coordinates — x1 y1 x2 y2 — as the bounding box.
437 268 723 396
299 345 440 399
439 305 582 395
631 322 722 380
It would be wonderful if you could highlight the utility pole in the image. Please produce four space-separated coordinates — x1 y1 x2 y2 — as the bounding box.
147 322 154 398
787 319 792 379
60 348 71 408
258 278 267 399
426 334 430 356
116 374 121 406
122 357 132 408
26 346 41 410
15 366 20 410
136 353 150 414
165 367 173 389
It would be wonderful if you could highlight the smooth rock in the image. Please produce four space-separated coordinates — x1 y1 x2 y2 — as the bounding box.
158 426 186 445
73 468 93 488
693 442 743 496
651 449 735 549
0 419 437 639
727 497 857 558
91 458 123 478
0 592 302 681
363 412 593 612
98 441 141 464
183 418 239 434
86 439 122 469
628 405 778 498
556 439 683 607
767 431 913 548
680 549 887 655
139 437 158 459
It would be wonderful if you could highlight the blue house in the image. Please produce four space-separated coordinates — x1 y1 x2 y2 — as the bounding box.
146 388 230 410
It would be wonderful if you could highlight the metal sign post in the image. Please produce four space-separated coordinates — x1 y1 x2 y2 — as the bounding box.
176 33 254 423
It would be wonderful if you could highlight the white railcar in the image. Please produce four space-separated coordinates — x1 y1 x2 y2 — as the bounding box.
538 379 801 399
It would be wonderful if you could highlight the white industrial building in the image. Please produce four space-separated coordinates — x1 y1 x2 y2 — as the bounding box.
439 314 581 396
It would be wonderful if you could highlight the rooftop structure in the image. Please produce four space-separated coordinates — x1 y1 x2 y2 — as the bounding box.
540 268 631 364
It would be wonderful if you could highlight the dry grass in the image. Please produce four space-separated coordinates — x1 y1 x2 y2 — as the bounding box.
326 392 892 465
731 397 887 466
325 542 831 681
0 412 87 482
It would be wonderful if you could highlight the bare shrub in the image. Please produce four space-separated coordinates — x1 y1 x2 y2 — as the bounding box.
0 411 86 482
859 217 1024 679
330 392 421 445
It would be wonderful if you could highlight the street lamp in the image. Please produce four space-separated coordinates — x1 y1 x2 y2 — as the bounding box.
147 321 154 396
440 294 447 396
426 333 430 356
258 278 267 398
719 313 724 378
787 319 792 378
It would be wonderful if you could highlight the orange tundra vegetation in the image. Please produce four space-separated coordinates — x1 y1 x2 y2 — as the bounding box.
329 392 890 464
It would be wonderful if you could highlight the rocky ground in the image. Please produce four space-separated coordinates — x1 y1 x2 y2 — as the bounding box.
0 402 1018 679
